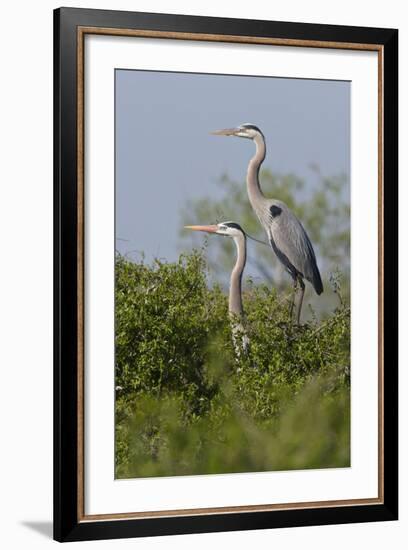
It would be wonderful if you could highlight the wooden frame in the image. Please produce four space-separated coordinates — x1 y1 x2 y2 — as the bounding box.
54 7 398 542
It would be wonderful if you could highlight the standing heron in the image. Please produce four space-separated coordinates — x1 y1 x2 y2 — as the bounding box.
212 123 323 324
185 221 249 353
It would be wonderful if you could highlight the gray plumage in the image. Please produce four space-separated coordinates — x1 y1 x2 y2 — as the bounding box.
184 222 249 353
212 123 323 323
256 199 323 295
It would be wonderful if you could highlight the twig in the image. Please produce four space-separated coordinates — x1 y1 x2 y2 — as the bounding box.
309 307 350 338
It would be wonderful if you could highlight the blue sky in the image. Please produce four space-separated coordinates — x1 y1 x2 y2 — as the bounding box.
115 69 350 269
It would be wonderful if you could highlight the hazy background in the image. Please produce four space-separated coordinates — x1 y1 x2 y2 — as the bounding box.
115 69 350 284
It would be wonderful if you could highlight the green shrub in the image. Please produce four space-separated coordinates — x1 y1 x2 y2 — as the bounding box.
115 251 350 478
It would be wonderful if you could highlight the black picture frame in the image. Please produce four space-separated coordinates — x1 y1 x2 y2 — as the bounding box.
54 7 398 542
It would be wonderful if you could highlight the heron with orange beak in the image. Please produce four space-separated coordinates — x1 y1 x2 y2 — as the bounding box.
185 221 249 353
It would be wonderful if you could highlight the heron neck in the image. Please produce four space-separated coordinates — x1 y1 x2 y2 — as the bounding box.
229 234 246 318
246 133 266 211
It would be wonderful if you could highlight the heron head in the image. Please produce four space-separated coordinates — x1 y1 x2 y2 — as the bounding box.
184 221 245 239
211 123 263 140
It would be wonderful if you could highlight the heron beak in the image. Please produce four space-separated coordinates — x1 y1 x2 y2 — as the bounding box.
210 127 239 136
184 224 218 233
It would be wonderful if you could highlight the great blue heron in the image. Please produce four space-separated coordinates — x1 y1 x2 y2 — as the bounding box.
212 123 323 324
185 221 249 353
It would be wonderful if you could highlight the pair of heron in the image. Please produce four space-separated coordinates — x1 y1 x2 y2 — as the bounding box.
185 124 323 336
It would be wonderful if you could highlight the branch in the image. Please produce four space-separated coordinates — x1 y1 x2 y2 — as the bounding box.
309 307 350 338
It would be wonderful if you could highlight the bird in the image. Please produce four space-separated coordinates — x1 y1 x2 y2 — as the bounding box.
185 221 249 354
211 123 323 324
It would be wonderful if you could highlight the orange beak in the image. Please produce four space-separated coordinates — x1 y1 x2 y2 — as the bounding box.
184 224 218 233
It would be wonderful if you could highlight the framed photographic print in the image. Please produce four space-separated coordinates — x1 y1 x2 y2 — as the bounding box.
54 7 398 542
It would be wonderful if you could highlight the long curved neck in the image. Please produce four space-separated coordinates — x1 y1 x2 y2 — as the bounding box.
246 133 266 212
229 234 246 318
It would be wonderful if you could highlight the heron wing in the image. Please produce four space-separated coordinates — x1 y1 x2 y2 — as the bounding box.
269 205 323 295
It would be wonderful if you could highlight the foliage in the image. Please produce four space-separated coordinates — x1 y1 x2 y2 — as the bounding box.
179 169 350 312
115 251 350 479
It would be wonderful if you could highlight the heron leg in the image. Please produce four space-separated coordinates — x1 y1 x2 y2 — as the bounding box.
289 276 298 321
295 277 305 325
